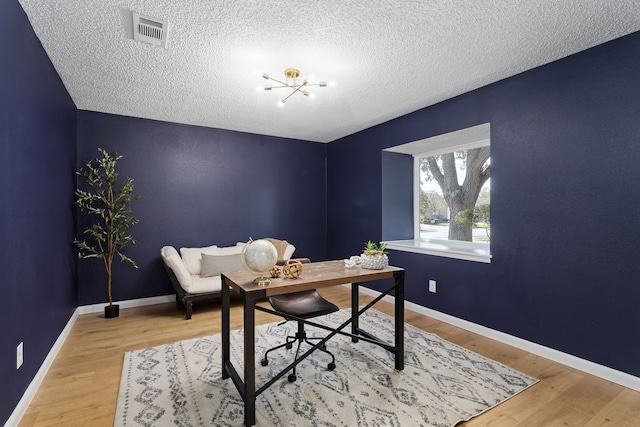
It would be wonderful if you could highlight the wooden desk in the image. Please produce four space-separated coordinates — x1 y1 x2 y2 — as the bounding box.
221 260 405 427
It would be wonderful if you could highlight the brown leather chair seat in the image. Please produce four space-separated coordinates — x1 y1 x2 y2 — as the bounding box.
268 290 339 319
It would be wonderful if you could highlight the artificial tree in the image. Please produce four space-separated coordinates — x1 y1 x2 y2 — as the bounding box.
74 148 139 318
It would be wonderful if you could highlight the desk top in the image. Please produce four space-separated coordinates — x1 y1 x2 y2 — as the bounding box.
222 260 403 297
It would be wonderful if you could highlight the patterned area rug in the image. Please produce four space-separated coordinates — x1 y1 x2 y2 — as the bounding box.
115 309 537 426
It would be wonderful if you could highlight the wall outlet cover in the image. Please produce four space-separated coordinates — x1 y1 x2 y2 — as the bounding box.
17 342 23 369
429 279 437 293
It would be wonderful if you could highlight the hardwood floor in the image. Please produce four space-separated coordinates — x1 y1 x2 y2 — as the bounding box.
19 286 640 426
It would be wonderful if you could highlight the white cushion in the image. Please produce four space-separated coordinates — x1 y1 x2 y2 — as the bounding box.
161 246 193 292
188 275 222 294
179 244 218 275
201 253 243 277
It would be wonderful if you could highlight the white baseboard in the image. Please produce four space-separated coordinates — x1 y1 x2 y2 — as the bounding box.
77 294 175 314
6 294 175 427
5 308 79 427
353 284 640 392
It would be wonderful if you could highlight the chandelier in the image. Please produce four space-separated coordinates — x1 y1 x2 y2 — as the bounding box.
261 68 327 106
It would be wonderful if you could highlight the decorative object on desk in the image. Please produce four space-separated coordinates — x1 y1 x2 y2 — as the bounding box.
344 254 363 268
74 148 139 318
269 265 281 278
344 258 357 268
283 259 303 278
115 308 538 426
361 240 389 270
241 238 278 286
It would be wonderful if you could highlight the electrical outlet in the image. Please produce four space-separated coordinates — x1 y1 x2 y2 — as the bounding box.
428 280 437 293
17 342 23 369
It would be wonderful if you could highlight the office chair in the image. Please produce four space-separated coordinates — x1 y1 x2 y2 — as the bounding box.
261 289 339 382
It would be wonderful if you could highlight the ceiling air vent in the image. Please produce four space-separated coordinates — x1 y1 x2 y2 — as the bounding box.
132 12 169 48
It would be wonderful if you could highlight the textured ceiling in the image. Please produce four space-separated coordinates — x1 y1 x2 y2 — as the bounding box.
17 0 640 143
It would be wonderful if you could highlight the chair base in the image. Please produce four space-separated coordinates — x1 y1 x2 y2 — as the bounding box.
261 321 336 382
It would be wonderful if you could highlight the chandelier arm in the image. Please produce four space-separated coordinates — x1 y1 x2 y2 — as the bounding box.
281 82 308 103
281 90 297 103
285 81 307 99
266 76 291 88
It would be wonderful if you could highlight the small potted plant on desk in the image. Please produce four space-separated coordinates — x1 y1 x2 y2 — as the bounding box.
361 240 389 270
74 148 140 318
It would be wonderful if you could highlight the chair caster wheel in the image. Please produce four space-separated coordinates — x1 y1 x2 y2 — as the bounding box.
288 374 297 382
261 359 268 366
328 362 336 371
286 343 293 350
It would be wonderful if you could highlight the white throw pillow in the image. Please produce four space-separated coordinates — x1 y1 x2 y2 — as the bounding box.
283 243 296 260
160 246 193 292
179 244 218 275
201 253 243 277
207 244 245 256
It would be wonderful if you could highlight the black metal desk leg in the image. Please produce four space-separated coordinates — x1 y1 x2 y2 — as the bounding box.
351 282 359 343
394 270 405 370
243 294 257 427
221 275 230 379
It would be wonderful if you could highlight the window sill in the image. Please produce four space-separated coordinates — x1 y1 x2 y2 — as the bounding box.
384 239 492 263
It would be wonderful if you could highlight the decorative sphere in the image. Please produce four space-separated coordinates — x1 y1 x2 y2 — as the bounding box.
241 239 278 276
270 265 281 278
283 259 303 279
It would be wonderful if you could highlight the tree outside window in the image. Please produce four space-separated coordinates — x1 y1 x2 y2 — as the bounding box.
419 147 490 242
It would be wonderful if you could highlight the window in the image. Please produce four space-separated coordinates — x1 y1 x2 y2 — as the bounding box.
418 147 490 243
383 123 491 263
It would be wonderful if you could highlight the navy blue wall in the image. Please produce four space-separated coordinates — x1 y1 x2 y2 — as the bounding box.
327 31 640 377
0 1 77 424
381 151 413 241
76 112 327 305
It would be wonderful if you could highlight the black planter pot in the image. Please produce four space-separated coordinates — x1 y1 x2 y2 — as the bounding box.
105 304 120 318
